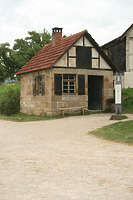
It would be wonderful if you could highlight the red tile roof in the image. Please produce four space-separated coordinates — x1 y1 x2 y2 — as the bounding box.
16 30 86 74
16 29 119 75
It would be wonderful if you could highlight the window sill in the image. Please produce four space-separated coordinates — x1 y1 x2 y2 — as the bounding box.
63 93 75 95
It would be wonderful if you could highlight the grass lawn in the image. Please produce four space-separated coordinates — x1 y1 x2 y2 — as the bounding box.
89 120 133 145
0 112 60 122
122 88 133 113
0 110 91 122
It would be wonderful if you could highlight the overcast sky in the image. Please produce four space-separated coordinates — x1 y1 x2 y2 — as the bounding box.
0 0 133 46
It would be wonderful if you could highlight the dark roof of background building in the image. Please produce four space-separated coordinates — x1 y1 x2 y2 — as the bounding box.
101 24 133 49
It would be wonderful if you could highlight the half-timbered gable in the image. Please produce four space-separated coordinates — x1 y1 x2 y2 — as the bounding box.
54 35 111 70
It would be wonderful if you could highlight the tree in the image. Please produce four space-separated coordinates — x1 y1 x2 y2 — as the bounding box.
25 28 51 52
13 28 52 70
0 65 5 84
0 43 16 81
0 28 52 83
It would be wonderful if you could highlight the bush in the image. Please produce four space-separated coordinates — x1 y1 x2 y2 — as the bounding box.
0 87 20 115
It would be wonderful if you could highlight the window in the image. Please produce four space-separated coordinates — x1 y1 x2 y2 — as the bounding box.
33 75 45 96
76 46 92 69
38 76 45 95
63 74 75 94
78 75 85 95
54 74 75 95
33 76 36 96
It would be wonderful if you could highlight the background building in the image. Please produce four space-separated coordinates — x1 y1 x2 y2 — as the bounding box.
102 24 133 88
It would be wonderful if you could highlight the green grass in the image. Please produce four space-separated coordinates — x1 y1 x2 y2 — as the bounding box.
122 88 133 113
0 112 60 122
89 120 133 145
110 115 128 120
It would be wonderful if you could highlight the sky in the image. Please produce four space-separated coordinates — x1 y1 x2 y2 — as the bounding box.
0 0 133 47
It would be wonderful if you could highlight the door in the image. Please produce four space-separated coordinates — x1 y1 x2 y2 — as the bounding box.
88 75 103 110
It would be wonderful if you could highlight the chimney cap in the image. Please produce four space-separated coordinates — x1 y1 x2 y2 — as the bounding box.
52 27 63 33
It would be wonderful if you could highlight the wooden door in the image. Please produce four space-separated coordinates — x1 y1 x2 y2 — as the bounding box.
88 75 103 110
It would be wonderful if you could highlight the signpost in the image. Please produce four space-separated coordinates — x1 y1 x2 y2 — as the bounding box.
115 72 122 115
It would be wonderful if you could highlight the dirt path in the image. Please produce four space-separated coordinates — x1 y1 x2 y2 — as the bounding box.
0 114 133 200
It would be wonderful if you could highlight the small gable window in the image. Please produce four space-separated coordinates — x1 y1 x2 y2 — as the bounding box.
33 75 45 96
76 46 92 69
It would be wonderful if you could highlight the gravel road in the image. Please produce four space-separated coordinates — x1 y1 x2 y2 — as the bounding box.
0 114 133 200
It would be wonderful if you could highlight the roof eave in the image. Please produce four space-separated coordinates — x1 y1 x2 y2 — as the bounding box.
102 24 133 48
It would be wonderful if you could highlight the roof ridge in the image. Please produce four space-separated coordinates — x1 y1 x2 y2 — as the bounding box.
62 29 87 39
101 23 133 47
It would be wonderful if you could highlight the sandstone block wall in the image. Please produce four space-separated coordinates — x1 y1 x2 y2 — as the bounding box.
20 69 52 116
20 68 113 116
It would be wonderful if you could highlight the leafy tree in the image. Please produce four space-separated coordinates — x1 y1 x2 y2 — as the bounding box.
63 35 67 38
13 38 32 68
13 28 52 70
0 28 52 83
0 43 16 80
26 28 51 52
0 65 5 84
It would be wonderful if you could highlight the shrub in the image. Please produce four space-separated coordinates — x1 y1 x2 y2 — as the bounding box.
0 87 20 115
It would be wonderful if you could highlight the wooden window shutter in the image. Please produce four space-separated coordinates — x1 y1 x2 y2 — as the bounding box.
54 74 62 95
78 75 85 95
33 76 36 96
76 47 92 69
41 75 45 95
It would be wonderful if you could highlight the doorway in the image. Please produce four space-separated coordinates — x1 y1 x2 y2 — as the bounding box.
88 75 103 110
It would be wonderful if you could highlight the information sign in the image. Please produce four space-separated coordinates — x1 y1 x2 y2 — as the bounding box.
115 84 121 104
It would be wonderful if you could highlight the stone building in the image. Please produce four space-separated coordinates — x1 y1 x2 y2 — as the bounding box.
16 27 119 116
102 24 133 88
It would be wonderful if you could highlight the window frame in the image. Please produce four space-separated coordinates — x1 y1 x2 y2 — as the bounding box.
33 75 45 96
63 74 76 95
54 74 76 95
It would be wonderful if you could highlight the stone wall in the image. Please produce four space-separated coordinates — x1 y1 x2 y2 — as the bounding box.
20 68 113 116
51 68 113 115
20 69 52 116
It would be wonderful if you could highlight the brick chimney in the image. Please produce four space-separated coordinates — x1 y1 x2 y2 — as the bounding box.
52 27 63 46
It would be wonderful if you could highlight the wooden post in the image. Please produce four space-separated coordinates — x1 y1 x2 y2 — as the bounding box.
82 107 84 115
